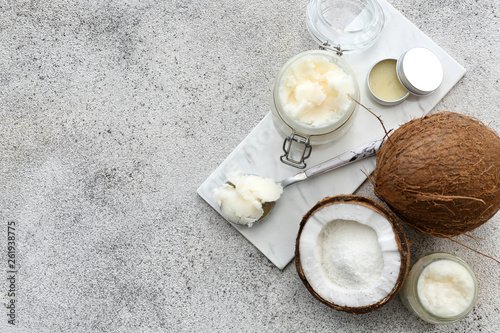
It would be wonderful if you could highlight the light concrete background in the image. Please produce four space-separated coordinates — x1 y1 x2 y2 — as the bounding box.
0 0 499 332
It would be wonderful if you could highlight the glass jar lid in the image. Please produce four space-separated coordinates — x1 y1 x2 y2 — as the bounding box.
306 0 385 55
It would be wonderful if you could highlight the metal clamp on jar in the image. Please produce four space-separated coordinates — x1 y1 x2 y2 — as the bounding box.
271 0 385 168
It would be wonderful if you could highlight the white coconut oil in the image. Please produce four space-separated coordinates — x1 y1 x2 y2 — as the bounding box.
417 259 475 318
399 253 478 324
213 172 283 226
278 53 355 128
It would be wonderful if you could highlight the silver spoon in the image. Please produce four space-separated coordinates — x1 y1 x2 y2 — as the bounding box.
256 137 385 223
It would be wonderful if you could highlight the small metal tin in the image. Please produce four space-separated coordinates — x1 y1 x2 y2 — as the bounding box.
367 47 444 106
366 58 410 106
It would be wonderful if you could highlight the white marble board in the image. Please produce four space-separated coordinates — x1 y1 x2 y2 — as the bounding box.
197 0 466 269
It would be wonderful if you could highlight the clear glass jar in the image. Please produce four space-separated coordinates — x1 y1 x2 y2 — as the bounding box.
366 58 410 106
271 50 359 146
306 0 385 54
270 50 360 168
399 252 478 324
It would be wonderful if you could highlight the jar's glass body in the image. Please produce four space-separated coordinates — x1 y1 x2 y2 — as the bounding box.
399 252 478 324
271 50 359 145
306 0 385 53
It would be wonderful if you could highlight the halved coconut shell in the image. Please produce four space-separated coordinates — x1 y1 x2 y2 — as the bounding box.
295 195 410 314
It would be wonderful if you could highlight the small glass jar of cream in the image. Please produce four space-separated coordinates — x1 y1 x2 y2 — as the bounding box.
399 252 478 324
367 47 444 105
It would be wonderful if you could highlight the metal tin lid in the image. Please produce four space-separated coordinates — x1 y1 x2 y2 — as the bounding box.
396 47 444 96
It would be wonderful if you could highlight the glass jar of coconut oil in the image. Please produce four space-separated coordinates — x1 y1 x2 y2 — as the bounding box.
271 49 360 166
399 252 478 324
272 0 385 168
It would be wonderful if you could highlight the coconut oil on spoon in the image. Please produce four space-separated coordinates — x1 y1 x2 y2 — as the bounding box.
214 137 384 226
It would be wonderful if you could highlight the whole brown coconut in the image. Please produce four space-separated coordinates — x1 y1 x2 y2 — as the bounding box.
373 111 500 237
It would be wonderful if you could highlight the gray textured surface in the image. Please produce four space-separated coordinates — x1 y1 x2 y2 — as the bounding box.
0 0 499 332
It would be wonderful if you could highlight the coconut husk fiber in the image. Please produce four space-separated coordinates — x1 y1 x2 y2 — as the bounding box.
372 111 500 237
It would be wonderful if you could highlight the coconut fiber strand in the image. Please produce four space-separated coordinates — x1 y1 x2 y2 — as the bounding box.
373 111 500 237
